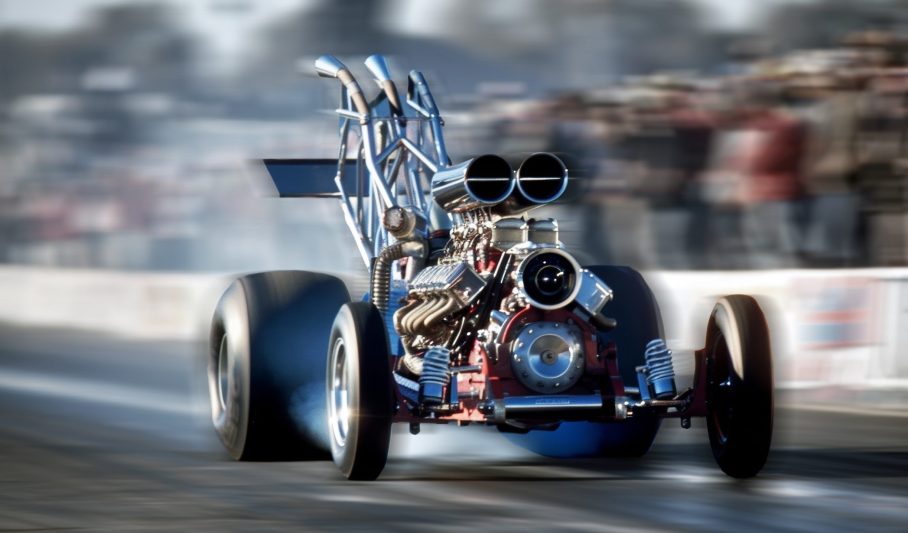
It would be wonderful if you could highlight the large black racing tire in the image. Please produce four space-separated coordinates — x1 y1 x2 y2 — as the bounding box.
501 265 663 458
208 270 349 460
326 302 394 480
705 295 774 478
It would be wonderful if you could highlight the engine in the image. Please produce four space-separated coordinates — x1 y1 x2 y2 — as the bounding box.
390 153 616 403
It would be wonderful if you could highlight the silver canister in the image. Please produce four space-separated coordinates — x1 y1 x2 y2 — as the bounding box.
491 218 528 251
527 218 559 246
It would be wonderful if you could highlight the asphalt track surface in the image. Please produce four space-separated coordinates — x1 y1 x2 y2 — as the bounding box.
1 324 907 532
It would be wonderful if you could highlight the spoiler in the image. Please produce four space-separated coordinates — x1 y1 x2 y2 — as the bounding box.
260 158 359 198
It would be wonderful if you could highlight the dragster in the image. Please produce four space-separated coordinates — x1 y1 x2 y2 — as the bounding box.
207 55 773 480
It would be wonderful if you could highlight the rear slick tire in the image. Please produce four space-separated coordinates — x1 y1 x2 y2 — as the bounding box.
326 302 394 480
208 271 349 460
705 295 774 478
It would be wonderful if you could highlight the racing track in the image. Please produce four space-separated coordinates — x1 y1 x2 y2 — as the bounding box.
1 323 907 531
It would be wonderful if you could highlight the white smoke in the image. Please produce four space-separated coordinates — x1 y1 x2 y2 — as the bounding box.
289 382 330 451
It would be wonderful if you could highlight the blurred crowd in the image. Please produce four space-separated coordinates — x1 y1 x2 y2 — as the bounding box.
572 33 908 269
3 0 908 273
524 32 908 269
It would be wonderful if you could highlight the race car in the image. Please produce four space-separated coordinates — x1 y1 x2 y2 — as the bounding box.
207 55 774 480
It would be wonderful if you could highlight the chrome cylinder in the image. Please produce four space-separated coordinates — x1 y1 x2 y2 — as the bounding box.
527 218 559 246
479 395 610 424
515 248 582 310
518 153 568 203
491 218 528 251
430 155 514 213
496 153 569 215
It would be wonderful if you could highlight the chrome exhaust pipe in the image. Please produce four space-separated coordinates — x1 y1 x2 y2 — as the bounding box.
364 54 403 117
431 154 515 213
314 55 370 118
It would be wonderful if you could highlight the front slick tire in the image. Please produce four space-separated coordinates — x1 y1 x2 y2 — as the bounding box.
326 302 394 480
706 295 774 478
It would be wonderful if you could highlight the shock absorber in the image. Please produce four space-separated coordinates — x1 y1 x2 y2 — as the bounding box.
419 346 451 405
644 339 676 399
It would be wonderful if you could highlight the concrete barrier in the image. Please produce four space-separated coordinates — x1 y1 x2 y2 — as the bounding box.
649 268 908 388
0 266 230 341
2 265 906 392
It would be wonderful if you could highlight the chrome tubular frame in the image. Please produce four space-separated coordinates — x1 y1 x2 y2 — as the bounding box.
318 54 450 267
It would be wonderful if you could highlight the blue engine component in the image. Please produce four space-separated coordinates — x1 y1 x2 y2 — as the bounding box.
393 371 420 404
385 279 408 356
419 346 450 404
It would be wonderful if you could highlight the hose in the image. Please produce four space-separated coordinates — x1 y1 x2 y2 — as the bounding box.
373 239 426 319
372 242 406 318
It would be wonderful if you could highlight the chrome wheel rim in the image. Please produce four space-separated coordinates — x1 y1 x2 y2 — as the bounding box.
216 334 229 410
328 337 352 447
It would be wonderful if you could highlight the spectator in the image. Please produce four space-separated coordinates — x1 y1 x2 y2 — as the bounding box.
799 75 862 266
741 88 808 268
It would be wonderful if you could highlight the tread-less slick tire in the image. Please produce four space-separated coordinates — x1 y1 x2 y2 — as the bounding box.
208 270 349 460
326 302 395 480
705 295 774 478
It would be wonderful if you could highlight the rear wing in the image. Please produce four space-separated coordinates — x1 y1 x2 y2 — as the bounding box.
261 158 359 198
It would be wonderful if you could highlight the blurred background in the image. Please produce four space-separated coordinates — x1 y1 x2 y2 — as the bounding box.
2 1 908 530
3 0 908 273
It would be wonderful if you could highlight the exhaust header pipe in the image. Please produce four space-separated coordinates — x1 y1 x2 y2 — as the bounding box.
364 54 403 117
314 55 370 119
431 155 515 213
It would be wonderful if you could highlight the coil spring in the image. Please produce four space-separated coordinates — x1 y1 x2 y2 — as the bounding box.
644 338 676 399
419 346 451 404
